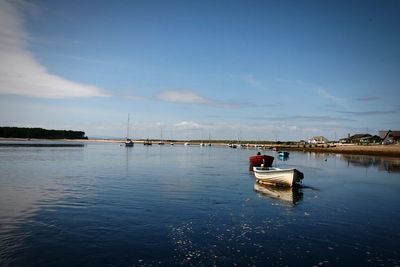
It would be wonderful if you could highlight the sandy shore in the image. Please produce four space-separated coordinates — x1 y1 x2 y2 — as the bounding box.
275 144 400 158
1 138 400 157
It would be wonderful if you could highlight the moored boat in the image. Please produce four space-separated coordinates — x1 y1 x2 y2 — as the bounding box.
278 151 289 157
125 139 134 147
143 139 152 145
253 166 304 187
125 114 134 147
249 154 274 171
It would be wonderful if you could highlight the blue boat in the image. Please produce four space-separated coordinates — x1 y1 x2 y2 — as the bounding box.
278 151 289 157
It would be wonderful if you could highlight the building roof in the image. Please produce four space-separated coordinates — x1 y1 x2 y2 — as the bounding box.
349 134 371 140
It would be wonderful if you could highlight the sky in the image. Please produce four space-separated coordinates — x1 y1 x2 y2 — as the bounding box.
0 0 399 141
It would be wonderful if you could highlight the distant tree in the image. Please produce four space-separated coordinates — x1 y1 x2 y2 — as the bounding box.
0 127 87 139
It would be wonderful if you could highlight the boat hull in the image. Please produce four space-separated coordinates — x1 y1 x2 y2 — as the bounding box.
125 139 134 147
249 155 274 171
253 167 303 187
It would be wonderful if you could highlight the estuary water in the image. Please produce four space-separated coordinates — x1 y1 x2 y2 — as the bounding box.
0 143 400 266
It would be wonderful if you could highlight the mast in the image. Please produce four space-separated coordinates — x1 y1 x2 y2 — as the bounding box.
127 114 130 140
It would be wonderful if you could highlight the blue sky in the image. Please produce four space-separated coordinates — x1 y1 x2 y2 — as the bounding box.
0 0 399 140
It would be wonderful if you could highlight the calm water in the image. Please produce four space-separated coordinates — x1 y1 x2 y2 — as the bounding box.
1 143 400 266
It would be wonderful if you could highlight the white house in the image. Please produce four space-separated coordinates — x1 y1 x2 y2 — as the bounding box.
308 136 329 144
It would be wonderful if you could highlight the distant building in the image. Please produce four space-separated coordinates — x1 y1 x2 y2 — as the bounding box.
359 135 382 144
379 130 400 144
339 133 380 144
308 136 329 144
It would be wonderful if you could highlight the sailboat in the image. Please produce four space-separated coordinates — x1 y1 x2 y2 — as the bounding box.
158 128 165 145
199 129 205 146
125 114 134 147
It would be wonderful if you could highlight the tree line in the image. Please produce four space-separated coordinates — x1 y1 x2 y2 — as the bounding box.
0 127 87 139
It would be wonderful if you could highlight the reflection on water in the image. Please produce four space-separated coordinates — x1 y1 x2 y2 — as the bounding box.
1 144 400 266
254 183 303 205
302 151 400 173
341 154 400 173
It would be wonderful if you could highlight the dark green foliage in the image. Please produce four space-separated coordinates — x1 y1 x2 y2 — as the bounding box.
0 127 87 139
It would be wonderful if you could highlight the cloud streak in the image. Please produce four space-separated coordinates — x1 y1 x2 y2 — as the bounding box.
174 121 202 130
155 89 253 109
156 90 211 105
355 96 381 101
246 115 355 123
335 109 397 116
0 1 108 99
315 88 346 107
242 74 267 91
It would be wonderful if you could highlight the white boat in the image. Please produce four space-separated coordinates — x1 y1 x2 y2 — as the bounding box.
125 114 134 147
253 166 304 187
158 128 165 145
184 142 190 146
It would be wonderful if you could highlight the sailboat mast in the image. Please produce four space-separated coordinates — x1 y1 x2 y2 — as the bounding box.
127 114 130 139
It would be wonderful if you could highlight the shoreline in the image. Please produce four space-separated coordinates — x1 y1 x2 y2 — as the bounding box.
1 138 400 158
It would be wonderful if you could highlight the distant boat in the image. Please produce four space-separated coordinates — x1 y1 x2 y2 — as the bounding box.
249 154 274 171
158 128 165 145
125 139 134 147
184 142 190 146
278 151 289 157
253 166 304 187
125 114 134 147
143 139 152 146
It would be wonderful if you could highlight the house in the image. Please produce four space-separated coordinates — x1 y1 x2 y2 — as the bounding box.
340 133 383 144
308 136 329 144
359 135 381 144
379 130 400 144
339 134 372 144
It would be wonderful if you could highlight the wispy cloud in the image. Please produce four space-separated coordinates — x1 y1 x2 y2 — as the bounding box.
355 96 381 101
315 88 346 106
335 109 397 116
0 1 108 99
174 121 202 130
155 90 253 109
246 115 355 123
124 95 144 100
156 90 211 105
242 74 266 91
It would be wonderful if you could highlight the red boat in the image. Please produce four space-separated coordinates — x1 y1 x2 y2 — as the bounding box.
249 154 274 171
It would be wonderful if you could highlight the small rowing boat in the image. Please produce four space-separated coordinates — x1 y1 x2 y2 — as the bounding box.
253 166 304 187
